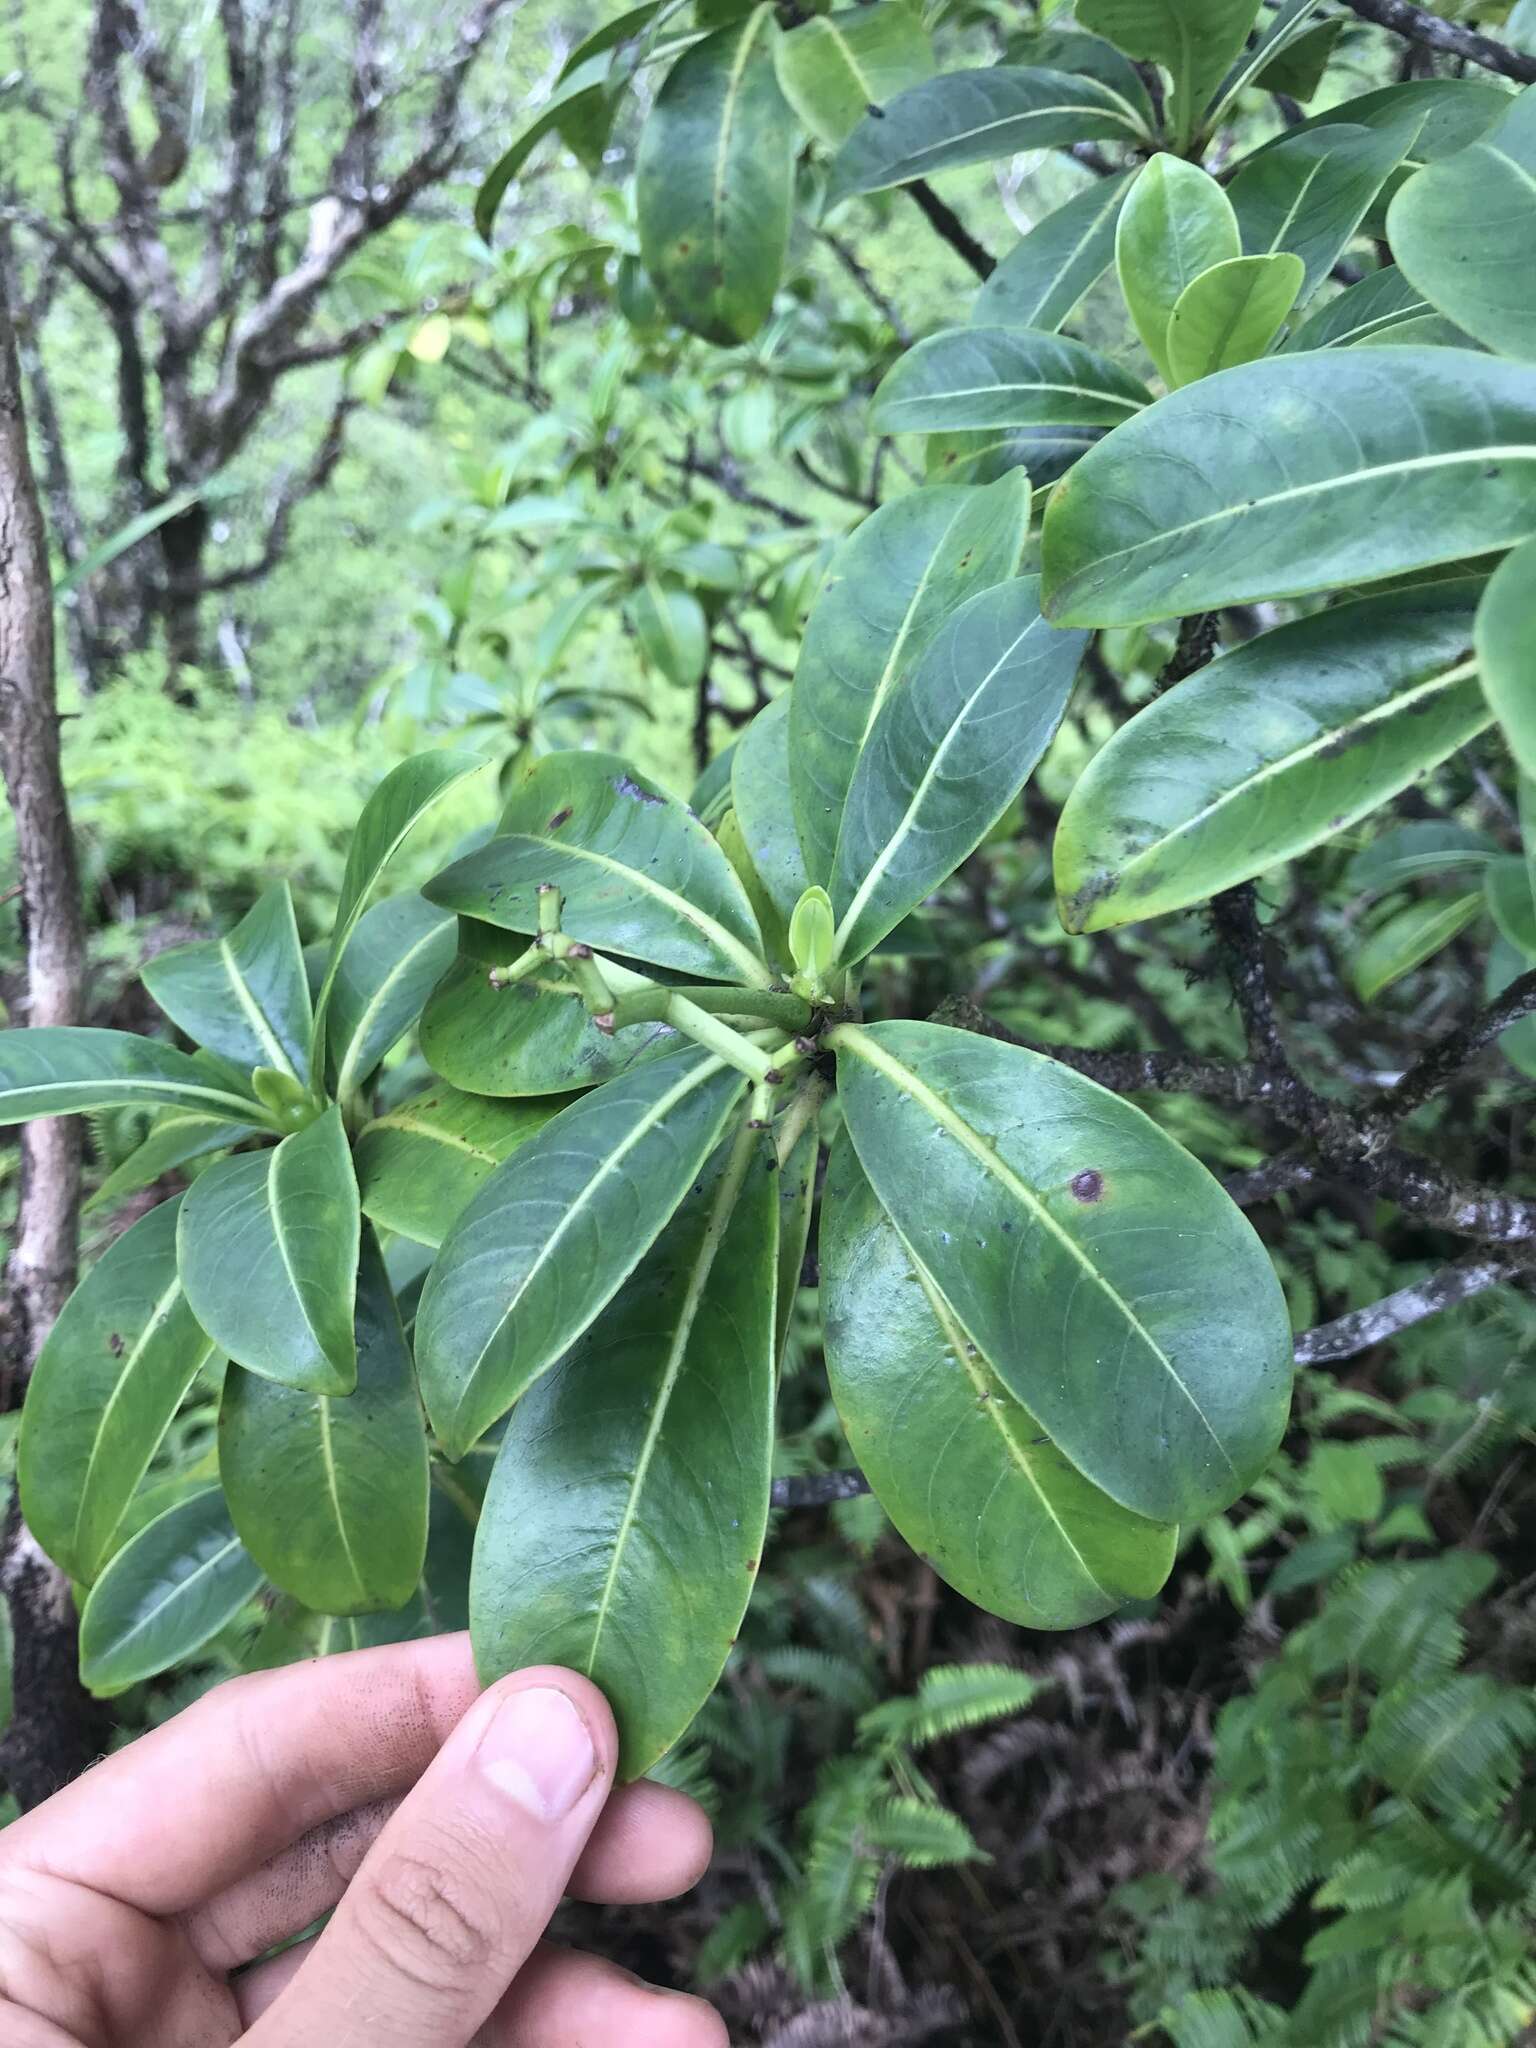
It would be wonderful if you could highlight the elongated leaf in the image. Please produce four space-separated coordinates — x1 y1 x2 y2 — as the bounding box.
1251 18 1342 103
789 476 1031 885
773 4 932 147
475 54 611 239
177 1106 360 1395
416 1049 748 1458
1023 26 1156 133
355 1083 571 1247
1116 155 1240 383
1354 893 1482 1002
821 1136 1177 1626
1389 86 1536 364
326 893 456 1100
425 752 768 984
1054 584 1484 931
219 1234 428 1615
1282 266 1433 352
1231 117 1423 302
636 9 795 345
20 1197 215 1585
775 1103 817 1364
0 1027 271 1127
972 173 1132 335
78 1488 262 1694
85 1110 258 1215
926 423 1102 489
1041 348 1536 628
1165 254 1303 385
141 882 312 1084
831 578 1086 962
1477 538 1536 778
827 66 1141 204
471 1128 775 1777
872 326 1151 436
732 695 808 928
631 579 708 688
830 1021 1293 1523
1486 854 1536 957
1077 0 1260 142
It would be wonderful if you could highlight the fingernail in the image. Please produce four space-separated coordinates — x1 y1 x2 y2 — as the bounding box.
475 1685 598 1821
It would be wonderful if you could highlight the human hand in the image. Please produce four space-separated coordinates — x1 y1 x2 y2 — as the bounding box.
0 1634 727 2046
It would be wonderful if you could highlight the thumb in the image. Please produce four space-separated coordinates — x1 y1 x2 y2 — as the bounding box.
246 1667 618 2048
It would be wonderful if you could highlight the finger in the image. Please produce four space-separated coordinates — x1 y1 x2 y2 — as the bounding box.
2 1634 482 1915
191 1777 712 1972
245 1667 619 2047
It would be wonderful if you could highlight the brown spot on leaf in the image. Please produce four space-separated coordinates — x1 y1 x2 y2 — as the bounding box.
1069 1169 1105 1203
107 1332 124 1356
546 806 572 830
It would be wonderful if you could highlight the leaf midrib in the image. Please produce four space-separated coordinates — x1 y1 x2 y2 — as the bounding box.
334 921 450 1099
96 1525 246 1669
220 936 300 1079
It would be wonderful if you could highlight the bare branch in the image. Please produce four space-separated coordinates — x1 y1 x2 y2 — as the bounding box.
196 390 356 593
1337 0 1536 84
903 179 996 279
772 1471 874 1509
1386 966 1536 1119
1294 1254 1519 1365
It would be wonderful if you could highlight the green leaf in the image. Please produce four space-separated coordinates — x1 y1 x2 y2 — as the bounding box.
425 752 768 984
871 326 1151 435
1165 253 1303 386
1230 117 1424 303
773 3 933 148
218 1233 428 1616
865 1796 983 1868
1040 348 1536 628
971 173 1133 335
1476 538 1536 778
1390 86 1536 364
789 884 837 987
1115 155 1240 384
1202 0 1325 130
1353 892 1483 1002
1363 1674 1536 1819
1251 17 1343 102
829 1020 1293 1523
78 1487 263 1694
1485 855 1536 958
0 1027 271 1127
19 1197 216 1585
84 1111 259 1215
1282 266 1434 352
355 1083 571 1248
631 579 709 688
830 577 1086 963
475 53 612 240
326 893 456 1101
1077 0 1261 144
177 1106 360 1395
827 66 1143 204
1019 27 1157 134
731 696 808 932
415 1049 748 1458
470 1127 775 1778
775 1103 818 1363
821 1135 1177 1627
141 882 312 1085
636 9 796 346
788 476 1031 885
1053 583 1484 932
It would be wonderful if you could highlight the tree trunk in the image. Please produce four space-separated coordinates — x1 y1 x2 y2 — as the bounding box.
159 496 209 678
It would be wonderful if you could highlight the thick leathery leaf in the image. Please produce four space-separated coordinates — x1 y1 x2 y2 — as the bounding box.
631 579 708 688
1230 117 1423 302
1486 855 1536 958
636 10 795 346
1077 0 1260 143
141 882 312 1083
1251 17 1343 102
355 1083 571 1248
971 173 1132 334
177 1106 360 1395
830 1021 1293 1524
475 53 610 239
426 752 768 984
326 893 456 1099
926 424 1102 488
1024 26 1156 134
732 695 808 927
20 1197 215 1585
219 1234 428 1615
773 4 932 147
0 1028 270 1126
415 1049 748 1459
871 327 1151 435
1165 253 1304 385
1115 155 1240 383
831 577 1086 962
1390 87 1536 363
1204 0 1326 126
821 1136 1177 1627
79 1488 263 1694
470 1127 775 1778
775 1102 818 1364
827 66 1140 203
1053 584 1484 931
1354 892 1483 1002
789 476 1031 885
1282 265 1433 351
1477 538 1536 778
1041 349 1536 628
85 1111 257 1215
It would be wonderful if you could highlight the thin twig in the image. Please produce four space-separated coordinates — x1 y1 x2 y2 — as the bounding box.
903 180 996 279
1336 0 1536 83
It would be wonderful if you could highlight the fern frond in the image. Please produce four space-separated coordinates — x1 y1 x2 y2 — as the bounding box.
757 1646 878 1716
1156 1988 1287 2048
858 1662 1035 1753
1362 1676 1536 1820
864 1795 984 1869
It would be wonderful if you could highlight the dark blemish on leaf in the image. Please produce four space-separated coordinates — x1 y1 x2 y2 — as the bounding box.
1069 1168 1105 1203
867 102 885 119
613 774 663 805
546 806 572 830
107 1332 124 1356
746 1557 759 1572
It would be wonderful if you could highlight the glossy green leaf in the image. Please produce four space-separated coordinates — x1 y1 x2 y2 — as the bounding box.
1115 155 1240 383
1165 253 1303 386
1353 893 1483 1003
470 1127 775 1778
1283 266 1434 352
773 3 932 147
79 1488 263 1695
827 66 1142 204
1346 821 1498 898
1390 87 1536 363
731 695 808 929
141 882 312 1084
631 579 708 688
475 54 611 240
925 424 1102 489
789 476 1030 886
0 1028 270 1128
355 1083 571 1248
1021 26 1157 134
1488 856 1536 966
415 1049 748 1459
20 1197 216 1585
1476 537 1536 778
1252 18 1343 101
85 1111 258 1216
177 1106 360 1395
1203 0 1325 128
1078 0 1260 141
831 577 1086 962
830 1020 1294 1524
1053 584 1485 931
326 893 456 1100
1041 349 1536 628
1230 117 1423 302
636 9 795 345
971 173 1132 335
1249 77 1512 179
219 1234 428 1616
871 326 1151 436
821 1136 1178 1627
426 752 768 984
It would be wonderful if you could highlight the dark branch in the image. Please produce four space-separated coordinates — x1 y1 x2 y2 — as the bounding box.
772 1471 874 1508
1336 0 1536 84
1386 967 1536 1119
903 180 995 279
